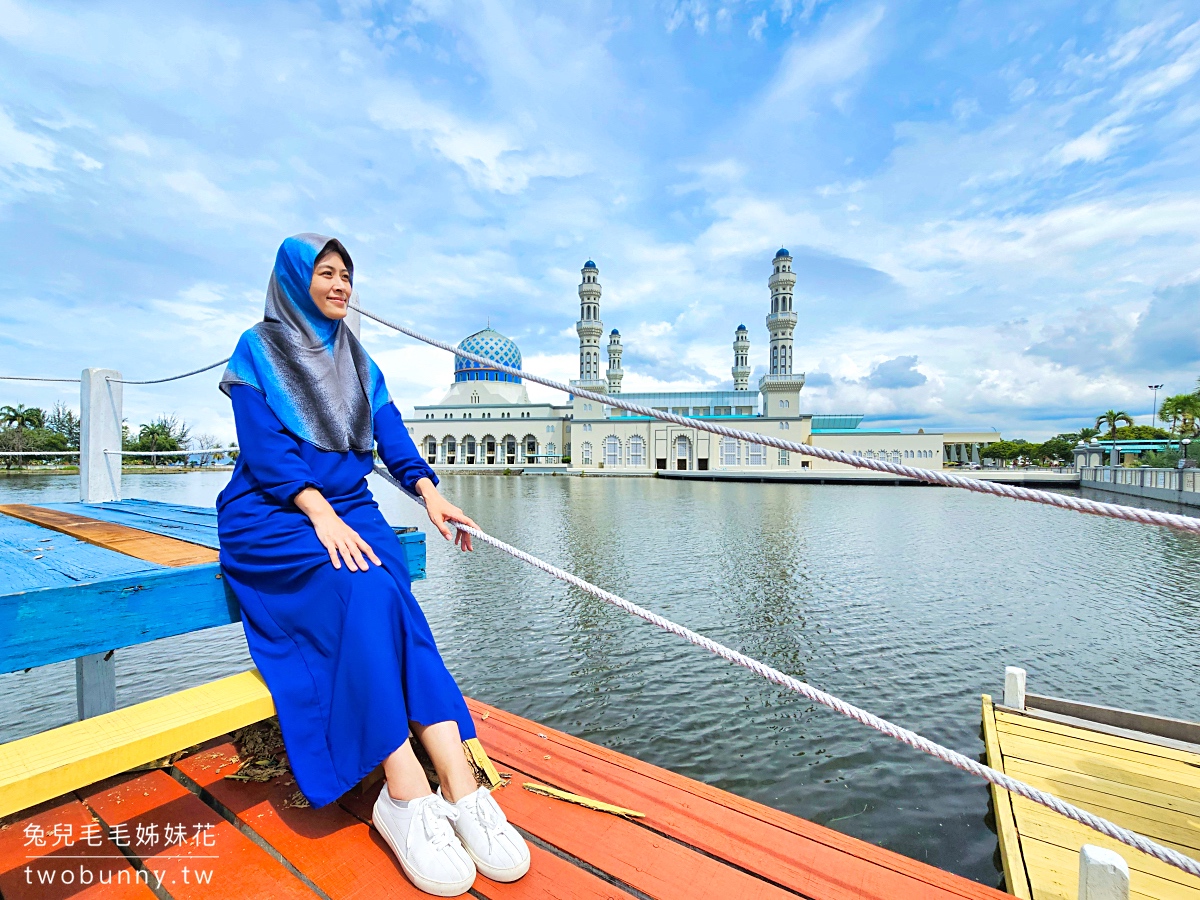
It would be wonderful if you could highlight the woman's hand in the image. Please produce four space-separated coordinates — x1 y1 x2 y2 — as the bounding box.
294 487 382 572
415 477 477 552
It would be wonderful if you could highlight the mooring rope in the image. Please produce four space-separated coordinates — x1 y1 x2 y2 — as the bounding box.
106 358 230 385
374 463 1200 878
0 375 82 383
354 303 1200 537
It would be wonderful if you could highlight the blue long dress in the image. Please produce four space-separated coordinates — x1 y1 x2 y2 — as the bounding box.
216 382 476 808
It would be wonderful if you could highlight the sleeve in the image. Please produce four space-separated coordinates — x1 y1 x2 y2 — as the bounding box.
228 383 324 505
373 401 439 494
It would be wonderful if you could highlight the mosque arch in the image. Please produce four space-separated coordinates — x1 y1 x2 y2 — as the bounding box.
674 434 691 471
603 434 621 467
441 435 458 465
481 434 497 465
627 434 645 467
500 434 518 465
580 441 593 465
461 434 477 465
522 434 538 464
422 435 437 465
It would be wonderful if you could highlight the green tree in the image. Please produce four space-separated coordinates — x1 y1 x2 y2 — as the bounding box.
46 402 80 449
0 404 45 432
1158 394 1200 450
1095 410 1134 466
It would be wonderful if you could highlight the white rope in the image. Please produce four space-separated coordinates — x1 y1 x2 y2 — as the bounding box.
107 358 230 385
373 463 1200 879
0 450 79 456
0 375 81 383
355 304 1200 536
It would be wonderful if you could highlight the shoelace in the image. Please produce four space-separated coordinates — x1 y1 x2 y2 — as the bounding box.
464 791 505 854
410 795 461 851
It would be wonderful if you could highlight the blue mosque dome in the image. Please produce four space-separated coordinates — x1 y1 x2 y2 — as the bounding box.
454 327 523 384
611 328 619 335
774 247 789 259
584 260 597 269
736 324 747 331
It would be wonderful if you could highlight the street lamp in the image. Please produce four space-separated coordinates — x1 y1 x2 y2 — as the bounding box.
1149 383 1163 427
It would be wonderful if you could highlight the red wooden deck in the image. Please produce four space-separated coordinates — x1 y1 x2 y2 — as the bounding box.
0 699 1012 900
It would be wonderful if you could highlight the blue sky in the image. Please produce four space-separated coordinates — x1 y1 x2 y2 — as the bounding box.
2 0 1199 442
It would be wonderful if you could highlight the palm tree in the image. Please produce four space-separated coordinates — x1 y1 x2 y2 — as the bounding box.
1095 409 1134 466
138 422 173 466
1159 394 1200 452
0 404 45 456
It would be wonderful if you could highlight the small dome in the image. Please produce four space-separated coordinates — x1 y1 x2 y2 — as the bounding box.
454 327 522 384
774 247 789 258
583 259 597 269
610 328 620 335
736 324 747 331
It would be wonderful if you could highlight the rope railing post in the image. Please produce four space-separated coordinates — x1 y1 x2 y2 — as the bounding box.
77 367 121 720
371 462 1200 880
79 368 121 505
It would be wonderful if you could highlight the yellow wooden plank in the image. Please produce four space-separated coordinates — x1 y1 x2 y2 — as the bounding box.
1021 834 1200 900
997 708 1200 768
996 717 1200 786
983 694 1033 899
1012 797 1200 892
998 732 1200 796
1005 759 1200 851
1005 757 1200 820
0 669 274 818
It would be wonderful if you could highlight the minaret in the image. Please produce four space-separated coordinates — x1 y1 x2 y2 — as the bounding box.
732 325 750 390
573 260 607 392
607 329 623 393
767 248 797 376
758 248 804 418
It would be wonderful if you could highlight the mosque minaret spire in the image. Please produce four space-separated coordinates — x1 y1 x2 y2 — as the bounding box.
758 247 805 418
607 329 623 393
574 260 608 392
732 325 750 390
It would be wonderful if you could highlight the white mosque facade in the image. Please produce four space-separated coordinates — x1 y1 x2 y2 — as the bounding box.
406 251 999 476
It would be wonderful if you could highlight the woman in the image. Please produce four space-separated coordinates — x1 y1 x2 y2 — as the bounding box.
216 233 529 897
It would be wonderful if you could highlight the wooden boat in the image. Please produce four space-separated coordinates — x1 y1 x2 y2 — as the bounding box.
983 689 1200 899
1 498 1015 898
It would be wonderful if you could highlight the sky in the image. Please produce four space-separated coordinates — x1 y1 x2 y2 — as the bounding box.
2 0 1199 443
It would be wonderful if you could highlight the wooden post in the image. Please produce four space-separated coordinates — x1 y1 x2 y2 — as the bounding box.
1004 666 1026 710
1078 845 1129 900
80 368 122 504
77 367 121 718
346 288 362 339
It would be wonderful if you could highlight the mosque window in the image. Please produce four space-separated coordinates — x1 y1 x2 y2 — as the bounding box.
464 437 476 464
525 437 537 463
425 438 437 465
675 436 689 470
720 437 739 466
505 438 517 465
547 442 556 459
485 438 496 464
444 437 457 465
628 435 645 467
581 442 593 465
604 435 621 466
748 442 765 466
779 449 789 465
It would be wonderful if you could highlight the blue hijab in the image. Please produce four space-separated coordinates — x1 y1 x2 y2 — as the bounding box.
220 234 390 453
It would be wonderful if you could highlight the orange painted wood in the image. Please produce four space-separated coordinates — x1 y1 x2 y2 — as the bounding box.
0 505 219 567
468 698 1008 900
0 795 156 899
337 780 636 900
79 768 316 898
173 739 427 900
474 762 800 900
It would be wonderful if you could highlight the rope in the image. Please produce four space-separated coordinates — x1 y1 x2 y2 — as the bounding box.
354 304 1200 537
107 358 230 385
373 462 1200 879
0 375 81 383
0 450 79 456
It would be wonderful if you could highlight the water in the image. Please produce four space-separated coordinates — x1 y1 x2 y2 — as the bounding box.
3 472 1198 887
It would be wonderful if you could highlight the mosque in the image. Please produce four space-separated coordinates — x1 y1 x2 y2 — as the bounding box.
406 250 998 476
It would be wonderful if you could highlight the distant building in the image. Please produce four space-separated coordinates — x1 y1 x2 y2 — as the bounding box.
408 251 999 474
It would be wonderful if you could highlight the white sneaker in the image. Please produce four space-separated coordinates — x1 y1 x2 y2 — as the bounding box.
444 786 531 882
372 787 476 896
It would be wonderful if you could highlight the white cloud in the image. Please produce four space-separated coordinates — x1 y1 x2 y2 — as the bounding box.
0 107 56 170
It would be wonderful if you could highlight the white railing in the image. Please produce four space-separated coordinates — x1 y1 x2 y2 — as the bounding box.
1081 466 1199 494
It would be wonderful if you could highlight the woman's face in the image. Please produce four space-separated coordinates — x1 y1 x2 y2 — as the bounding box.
309 252 352 319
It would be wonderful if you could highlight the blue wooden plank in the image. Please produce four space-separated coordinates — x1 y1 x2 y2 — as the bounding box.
44 500 426 579
0 511 161 595
0 563 237 674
